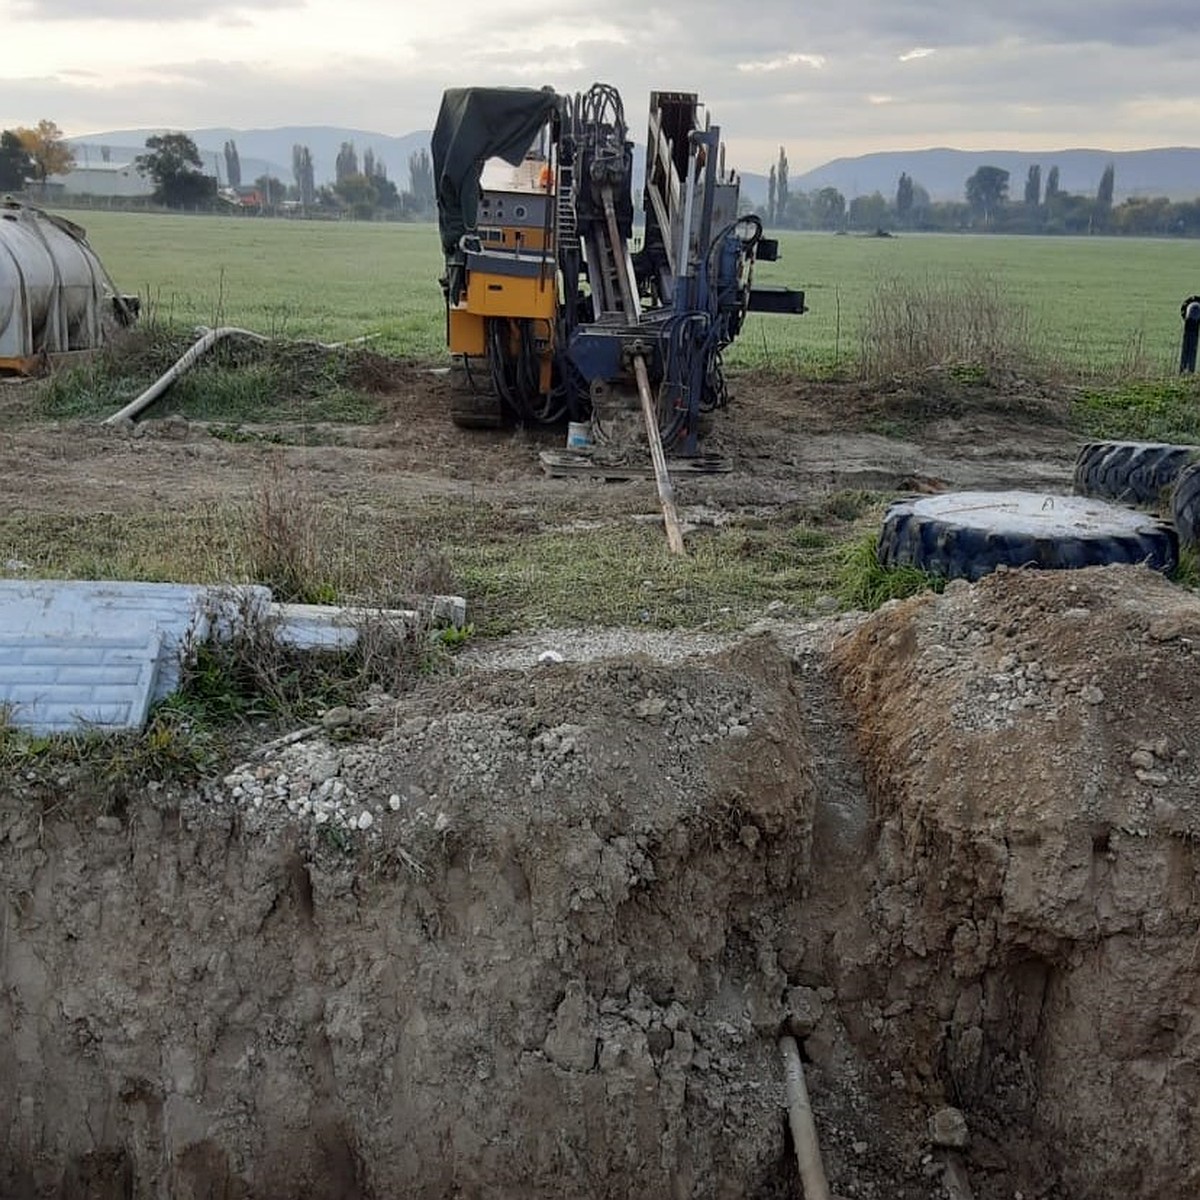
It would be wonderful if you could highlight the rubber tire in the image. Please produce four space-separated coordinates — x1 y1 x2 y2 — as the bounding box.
1172 462 1200 550
1073 440 1199 507
879 491 1178 582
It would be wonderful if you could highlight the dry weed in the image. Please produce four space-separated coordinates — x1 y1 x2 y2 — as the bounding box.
859 275 1034 380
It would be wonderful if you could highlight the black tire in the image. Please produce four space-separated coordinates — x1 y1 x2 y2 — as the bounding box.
879 491 1178 582
1172 462 1200 550
1073 441 1199 507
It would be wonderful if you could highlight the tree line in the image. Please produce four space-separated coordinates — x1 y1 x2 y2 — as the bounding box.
10 117 1199 238
759 149 1200 237
136 132 436 217
0 118 437 219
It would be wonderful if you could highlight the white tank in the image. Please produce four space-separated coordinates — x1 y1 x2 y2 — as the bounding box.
0 201 124 361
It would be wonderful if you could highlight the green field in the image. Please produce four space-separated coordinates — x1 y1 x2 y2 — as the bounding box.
70 210 1199 375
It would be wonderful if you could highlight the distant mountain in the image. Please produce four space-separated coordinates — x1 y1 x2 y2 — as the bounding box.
792 147 1200 204
68 126 434 188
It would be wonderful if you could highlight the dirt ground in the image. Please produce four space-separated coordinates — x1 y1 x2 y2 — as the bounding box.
0 364 1075 516
2 366 1198 1198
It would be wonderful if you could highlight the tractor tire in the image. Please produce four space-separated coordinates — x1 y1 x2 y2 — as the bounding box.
1073 441 1199 507
1171 462 1200 550
878 491 1178 582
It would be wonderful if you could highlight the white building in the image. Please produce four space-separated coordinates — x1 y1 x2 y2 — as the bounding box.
45 163 154 199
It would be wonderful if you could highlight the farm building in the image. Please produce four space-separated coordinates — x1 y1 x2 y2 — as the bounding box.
45 162 154 199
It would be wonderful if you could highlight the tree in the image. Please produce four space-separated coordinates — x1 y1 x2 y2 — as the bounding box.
135 132 217 208
255 174 286 209
896 172 914 222
0 130 34 190
812 186 846 230
1096 163 1115 223
292 144 315 207
224 139 242 188
776 147 790 226
373 174 400 211
965 165 1009 226
767 164 777 225
1045 166 1060 203
407 149 433 213
16 119 74 184
333 172 378 218
363 147 376 182
782 189 812 228
1024 164 1041 208
849 191 889 231
335 141 358 183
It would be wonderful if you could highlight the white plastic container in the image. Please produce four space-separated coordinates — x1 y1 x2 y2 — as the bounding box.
0 202 110 358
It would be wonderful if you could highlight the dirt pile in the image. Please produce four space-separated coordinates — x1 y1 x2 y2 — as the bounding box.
834 565 1200 1199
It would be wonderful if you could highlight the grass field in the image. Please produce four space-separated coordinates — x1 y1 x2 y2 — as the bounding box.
69 209 1199 376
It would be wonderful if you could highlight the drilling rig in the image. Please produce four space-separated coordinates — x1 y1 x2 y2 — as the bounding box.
432 83 805 456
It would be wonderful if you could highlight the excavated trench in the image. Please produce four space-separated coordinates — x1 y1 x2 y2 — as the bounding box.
3 565 1200 1199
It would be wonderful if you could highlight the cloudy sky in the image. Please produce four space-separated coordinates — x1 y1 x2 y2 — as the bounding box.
1 0 1196 172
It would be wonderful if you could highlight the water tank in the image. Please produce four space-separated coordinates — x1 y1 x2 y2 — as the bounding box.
0 200 131 365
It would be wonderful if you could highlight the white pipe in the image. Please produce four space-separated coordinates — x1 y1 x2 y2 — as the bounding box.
779 1035 832 1200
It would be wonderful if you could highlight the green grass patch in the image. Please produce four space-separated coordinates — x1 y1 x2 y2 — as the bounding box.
0 703 224 801
1072 377 1200 443
1172 545 1200 590
60 211 1200 376
837 532 946 610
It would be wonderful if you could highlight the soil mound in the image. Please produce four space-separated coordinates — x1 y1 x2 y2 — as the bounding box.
834 564 1200 1198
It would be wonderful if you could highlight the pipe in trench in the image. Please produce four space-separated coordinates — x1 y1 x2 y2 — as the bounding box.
779 1034 832 1200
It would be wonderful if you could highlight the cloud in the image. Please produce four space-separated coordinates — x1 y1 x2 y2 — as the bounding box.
2 0 1199 179
16 0 298 18
737 52 825 73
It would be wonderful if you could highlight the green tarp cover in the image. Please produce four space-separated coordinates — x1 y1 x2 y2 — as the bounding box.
432 86 561 258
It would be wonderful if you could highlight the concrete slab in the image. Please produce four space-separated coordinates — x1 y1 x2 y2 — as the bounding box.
0 630 162 733
0 580 271 704
269 596 468 651
0 581 467 734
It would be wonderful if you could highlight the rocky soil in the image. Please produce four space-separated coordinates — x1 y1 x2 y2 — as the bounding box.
2 367 1199 1198
834 565 1200 1199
